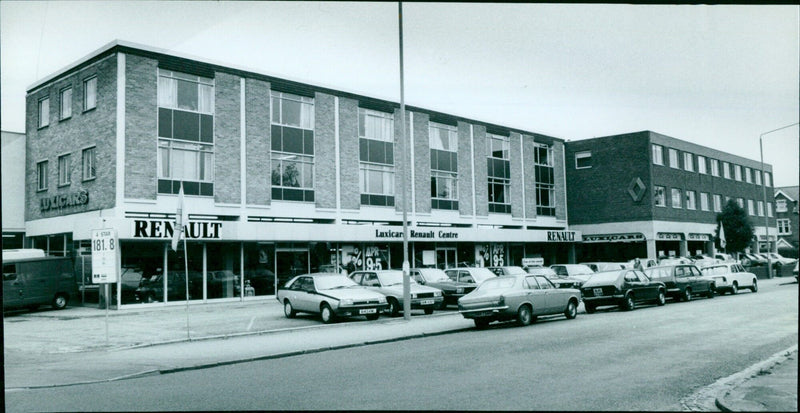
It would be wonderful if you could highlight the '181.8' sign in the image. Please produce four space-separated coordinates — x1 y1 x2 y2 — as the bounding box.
91 228 119 283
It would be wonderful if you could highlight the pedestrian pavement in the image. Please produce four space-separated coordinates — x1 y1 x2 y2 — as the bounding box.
4 277 798 412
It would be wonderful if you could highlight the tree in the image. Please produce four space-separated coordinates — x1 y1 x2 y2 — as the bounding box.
715 199 754 253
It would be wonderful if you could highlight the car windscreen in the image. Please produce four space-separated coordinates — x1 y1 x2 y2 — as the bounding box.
315 275 359 290
378 271 417 286
586 271 623 284
421 269 450 282
476 277 516 291
471 269 498 284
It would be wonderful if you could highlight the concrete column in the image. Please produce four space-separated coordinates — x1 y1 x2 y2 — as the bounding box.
568 244 576 263
646 239 657 260
679 239 688 257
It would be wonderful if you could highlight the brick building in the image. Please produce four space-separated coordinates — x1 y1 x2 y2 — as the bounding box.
774 186 798 257
564 131 776 262
25 40 579 308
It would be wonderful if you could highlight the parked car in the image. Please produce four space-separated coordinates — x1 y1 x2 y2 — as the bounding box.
580 269 666 313
741 252 767 267
3 256 78 311
643 264 716 302
699 262 758 295
458 273 581 329
135 270 202 303
580 262 627 272
443 267 497 286
118 266 145 304
487 266 528 276
714 253 735 262
658 256 694 266
549 264 595 287
626 258 658 269
525 266 582 289
350 270 444 316
764 252 797 268
411 268 476 306
276 273 388 323
689 255 718 268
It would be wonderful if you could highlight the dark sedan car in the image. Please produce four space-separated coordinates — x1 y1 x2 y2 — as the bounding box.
580 269 666 313
643 264 715 302
411 268 476 307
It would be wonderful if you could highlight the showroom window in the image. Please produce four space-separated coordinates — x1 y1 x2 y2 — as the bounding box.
359 107 395 207
271 91 316 203
654 186 666 207
575 151 592 169
671 188 682 209
430 122 458 210
652 144 664 166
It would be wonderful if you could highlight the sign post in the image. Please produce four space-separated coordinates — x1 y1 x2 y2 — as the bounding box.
92 228 120 346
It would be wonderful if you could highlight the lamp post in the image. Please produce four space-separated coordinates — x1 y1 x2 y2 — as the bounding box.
398 2 411 320
759 122 799 278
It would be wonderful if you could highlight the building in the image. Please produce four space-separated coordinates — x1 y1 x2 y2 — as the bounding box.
564 131 776 262
24 40 579 308
774 186 798 257
2 130 27 249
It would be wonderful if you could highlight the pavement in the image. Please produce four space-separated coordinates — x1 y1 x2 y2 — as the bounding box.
4 277 798 412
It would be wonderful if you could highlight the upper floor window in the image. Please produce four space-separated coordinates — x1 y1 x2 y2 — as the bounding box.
697 155 707 174
734 164 742 181
429 122 457 151
776 199 787 213
534 143 554 216
745 167 752 183
757 200 764 216
158 140 214 191
654 186 666 207
487 133 510 160
486 133 511 214
359 107 395 207
272 91 314 129
359 108 393 142
429 122 458 211
60 87 72 120
737 198 744 209
271 152 315 202
755 170 762 185
652 144 664 166
574 151 592 169
722 161 731 179
668 148 679 168
700 192 709 211
710 159 719 177
768 202 773 217
38 97 49 128
57 154 71 186
671 188 682 209
83 76 97 111
685 190 696 210
747 199 755 216
159 69 214 114
37 160 48 191
713 194 722 212
683 153 693 172
82 146 96 181
765 172 772 187
777 219 791 235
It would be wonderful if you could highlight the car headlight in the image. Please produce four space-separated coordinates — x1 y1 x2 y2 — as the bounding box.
456 288 464 294
434 290 442 297
378 296 387 304
340 298 353 306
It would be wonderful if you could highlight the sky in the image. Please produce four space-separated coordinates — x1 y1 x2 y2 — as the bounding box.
2 1 798 186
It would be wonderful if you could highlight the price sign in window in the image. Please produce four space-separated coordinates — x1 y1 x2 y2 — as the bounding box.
91 228 120 283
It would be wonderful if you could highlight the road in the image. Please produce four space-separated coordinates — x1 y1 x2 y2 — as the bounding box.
6 280 797 411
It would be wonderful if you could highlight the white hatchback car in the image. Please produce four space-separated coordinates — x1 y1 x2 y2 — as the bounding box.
700 262 758 295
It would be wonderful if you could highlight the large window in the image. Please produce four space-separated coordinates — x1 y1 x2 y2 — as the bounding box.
668 148 679 168
671 188 682 209
757 201 764 216
271 153 314 202
734 164 742 181
38 97 49 128
60 87 72 120
747 199 755 216
722 162 730 179
430 122 458 210
158 69 215 196
37 160 48 191
271 91 316 202
745 167 752 183
768 202 773 217
755 170 762 185
487 133 511 214
778 219 791 235
534 143 555 216
685 190 696 210
273 91 314 129
683 152 693 172
359 108 395 206
654 186 666 207
713 194 722 212
652 144 664 166
82 146 96 181
83 76 97 111
58 154 71 186
700 192 709 211
710 159 719 177
737 198 744 209
765 172 772 187
697 155 707 174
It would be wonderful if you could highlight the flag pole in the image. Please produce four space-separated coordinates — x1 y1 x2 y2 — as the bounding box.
184 233 190 340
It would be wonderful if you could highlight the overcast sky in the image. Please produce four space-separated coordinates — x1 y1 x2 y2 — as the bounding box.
2 2 798 186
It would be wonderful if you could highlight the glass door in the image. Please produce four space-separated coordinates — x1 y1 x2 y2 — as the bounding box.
276 249 309 290
435 247 457 269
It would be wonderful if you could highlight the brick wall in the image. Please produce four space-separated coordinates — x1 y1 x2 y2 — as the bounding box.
413 111 431 214
124 54 157 200
314 92 336 209
245 78 270 205
509 132 523 218
457 121 474 216
472 125 488 217
522 134 537 219
213 72 241 204
26 54 118 221
553 140 567 221
338 97 360 210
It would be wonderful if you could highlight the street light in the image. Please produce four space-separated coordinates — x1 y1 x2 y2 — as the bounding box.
759 122 799 278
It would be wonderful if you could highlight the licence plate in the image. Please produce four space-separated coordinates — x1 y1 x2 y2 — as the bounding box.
421 299 434 305
593 288 604 297
359 308 377 314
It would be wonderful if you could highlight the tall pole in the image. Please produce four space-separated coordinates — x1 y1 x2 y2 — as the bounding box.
399 2 411 320
759 122 799 279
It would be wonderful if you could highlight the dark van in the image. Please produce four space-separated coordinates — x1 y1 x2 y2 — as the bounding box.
3 256 78 311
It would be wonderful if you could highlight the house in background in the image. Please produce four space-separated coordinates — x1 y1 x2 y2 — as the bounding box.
2 130 26 249
774 186 798 258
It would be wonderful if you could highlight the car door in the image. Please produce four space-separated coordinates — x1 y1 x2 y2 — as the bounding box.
523 276 547 314
623 270 642 299
535 275 562 313
686 266 709 293
634 270 657 301
288 277 313 312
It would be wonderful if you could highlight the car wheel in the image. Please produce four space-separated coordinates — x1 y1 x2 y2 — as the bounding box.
52 294 68 310
145 293 156 303
682 288 692 302
750 279 758 293
386 298 401 317
564 300 578 319
517 305 533 326
424 308 434 315
730 282 738 295
656 290 666 306
320 303 335 324
622 294 635 311
283 300 296 318
474 318 491 329
365 313 380 321
706 285 715 299
585 303 597 314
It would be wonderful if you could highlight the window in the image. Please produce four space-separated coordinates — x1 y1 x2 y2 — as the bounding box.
359 108 394 207
734 164 742 181
710 159 719 176
488 177 511 213
765 172 772 187
768 202 773 217
671 188 682 209
685 190 696 210
487 133 510 160
429 122 458 210
778 219 791 235
755 170 762 185
534 143 554 216
737 198 744 209
38 97 49 128
271 152 314 201
713 194 722 212
158 69 215 196
776 199 787 213
700 192 709 211
57 154 71 186
683 153 694 172
747 199 755 216
575 151 592 169
60 87 72 120
82 147 96 180
652 144 664 166
757 201 764 216
83 76 97 111
654 186 666 207
271 92 316 202
722 162 730 179
37 161 48 191
486 133 512 214
697 155 707 174
745 167 752 183
668 148 679 168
